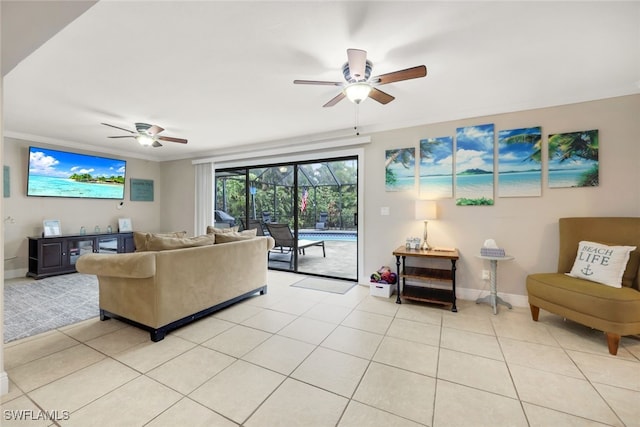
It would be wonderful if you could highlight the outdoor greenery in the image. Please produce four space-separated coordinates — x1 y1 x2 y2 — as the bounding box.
215 160 357 230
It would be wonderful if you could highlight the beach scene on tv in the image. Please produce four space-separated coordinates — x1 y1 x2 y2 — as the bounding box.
27 147 126 199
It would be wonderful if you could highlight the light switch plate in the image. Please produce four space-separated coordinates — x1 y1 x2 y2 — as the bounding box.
380 207 390 216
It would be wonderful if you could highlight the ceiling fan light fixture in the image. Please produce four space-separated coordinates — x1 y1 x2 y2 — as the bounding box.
136 134 154 147
343 82 372 104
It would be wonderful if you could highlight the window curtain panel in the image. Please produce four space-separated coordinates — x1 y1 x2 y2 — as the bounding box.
194 162 214 235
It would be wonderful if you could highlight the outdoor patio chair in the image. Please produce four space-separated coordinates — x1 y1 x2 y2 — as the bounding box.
265 223 325 268
239 219 265 235
315 212 328 230
247 219 265 236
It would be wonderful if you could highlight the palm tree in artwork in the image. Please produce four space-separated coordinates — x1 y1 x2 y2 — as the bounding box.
385 148 415 185
548 130 599 186
501 132 543 163
548 130 598 163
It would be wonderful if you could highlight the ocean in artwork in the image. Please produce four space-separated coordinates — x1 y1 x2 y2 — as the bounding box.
385 148 415 191
498 126 542 197
455 174 493 200
548 166 596 188
498 171 541 197
420 136 453 199
420 174 453 199
28 175 125 199
455 124 494 205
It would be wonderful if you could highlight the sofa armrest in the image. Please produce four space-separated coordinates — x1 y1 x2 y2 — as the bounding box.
76 252 156 278
265 236 275 251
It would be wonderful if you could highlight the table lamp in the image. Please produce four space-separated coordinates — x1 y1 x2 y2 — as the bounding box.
415 200 437 250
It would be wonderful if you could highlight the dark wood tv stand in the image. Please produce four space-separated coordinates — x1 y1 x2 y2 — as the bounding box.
27 231 134 279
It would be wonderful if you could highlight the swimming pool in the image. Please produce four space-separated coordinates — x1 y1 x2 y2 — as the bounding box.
298 231 357 242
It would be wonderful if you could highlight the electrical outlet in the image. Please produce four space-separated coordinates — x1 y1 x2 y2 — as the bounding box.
482 270 491 280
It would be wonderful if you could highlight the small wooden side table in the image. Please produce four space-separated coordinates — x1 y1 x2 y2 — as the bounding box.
393 246 459 312
475 255 514 314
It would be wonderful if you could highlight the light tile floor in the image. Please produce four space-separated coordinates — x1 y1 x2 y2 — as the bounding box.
2 270 639 426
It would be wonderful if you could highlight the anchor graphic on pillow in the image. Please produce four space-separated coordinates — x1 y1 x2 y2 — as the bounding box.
581 264 594 276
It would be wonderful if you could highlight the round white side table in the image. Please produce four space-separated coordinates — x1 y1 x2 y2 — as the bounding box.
476 255 514 314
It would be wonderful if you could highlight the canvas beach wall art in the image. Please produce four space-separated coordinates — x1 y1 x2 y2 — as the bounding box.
455 124 495 205
498 127 542 197
419 136 453 199
385 148 415 191
548 129 599 188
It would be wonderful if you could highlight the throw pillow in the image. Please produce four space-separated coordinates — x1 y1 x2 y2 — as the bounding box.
207 226 240 234
214 233 256 244
145 234 216 251
134 231 188 251
567 241 637 288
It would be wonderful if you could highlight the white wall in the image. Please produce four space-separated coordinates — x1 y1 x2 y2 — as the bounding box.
363 95 640 304
3 138 164 277
158 158 195 234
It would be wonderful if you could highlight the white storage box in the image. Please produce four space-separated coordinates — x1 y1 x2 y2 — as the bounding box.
370 282 395 298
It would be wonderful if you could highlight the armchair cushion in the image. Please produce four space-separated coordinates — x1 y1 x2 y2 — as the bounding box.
567 241 637 288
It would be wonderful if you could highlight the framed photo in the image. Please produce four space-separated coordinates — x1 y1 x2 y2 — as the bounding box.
118 218 133 232
43 219 62 237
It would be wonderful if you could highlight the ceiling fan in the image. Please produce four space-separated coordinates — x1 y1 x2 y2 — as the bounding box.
101 122 188 148
294 48 427 107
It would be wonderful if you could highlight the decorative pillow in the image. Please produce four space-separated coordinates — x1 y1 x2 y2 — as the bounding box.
567 241 637 288
134 231 187 251
207 226 239 234
214 233 257 244
145 234 215 251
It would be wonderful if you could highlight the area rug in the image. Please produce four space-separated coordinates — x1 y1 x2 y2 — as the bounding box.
4 273 99 343
291 277 357 294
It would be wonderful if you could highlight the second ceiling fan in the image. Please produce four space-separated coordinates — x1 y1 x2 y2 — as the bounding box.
101 122 188 148
294 48 427 107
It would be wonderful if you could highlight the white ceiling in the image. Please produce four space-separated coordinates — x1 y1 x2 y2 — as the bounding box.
3 1 639 161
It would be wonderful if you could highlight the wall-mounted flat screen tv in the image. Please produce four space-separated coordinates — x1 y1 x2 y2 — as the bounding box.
27 146 126 200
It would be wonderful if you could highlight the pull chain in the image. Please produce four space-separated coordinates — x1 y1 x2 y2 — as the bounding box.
354 104 360 136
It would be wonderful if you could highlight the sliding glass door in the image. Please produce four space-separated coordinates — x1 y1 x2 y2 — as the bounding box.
214 156 358 281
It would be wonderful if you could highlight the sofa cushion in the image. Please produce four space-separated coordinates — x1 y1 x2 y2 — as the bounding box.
214 233 257 244
134 231 187 252
207 226 239 234
145 234 215 251
567 241 637 288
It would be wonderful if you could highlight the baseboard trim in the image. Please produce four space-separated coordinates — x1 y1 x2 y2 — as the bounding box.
456 287 529 307
358 282 529 308
5 268 27 280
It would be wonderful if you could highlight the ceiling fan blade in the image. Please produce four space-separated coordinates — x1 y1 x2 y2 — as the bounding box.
347 48 367 80
108 135 136 139
294 79 342 86
158 136 188 144
323 92 346 107
101 123 135 133
373 65 427 85
152 141 163 148
147 125 164 136
369 87 395 104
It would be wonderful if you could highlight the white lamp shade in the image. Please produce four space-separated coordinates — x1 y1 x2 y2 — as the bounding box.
415 200 437 220
343 82 372 104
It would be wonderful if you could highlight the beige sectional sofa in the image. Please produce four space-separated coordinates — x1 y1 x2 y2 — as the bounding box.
76 233 275 341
